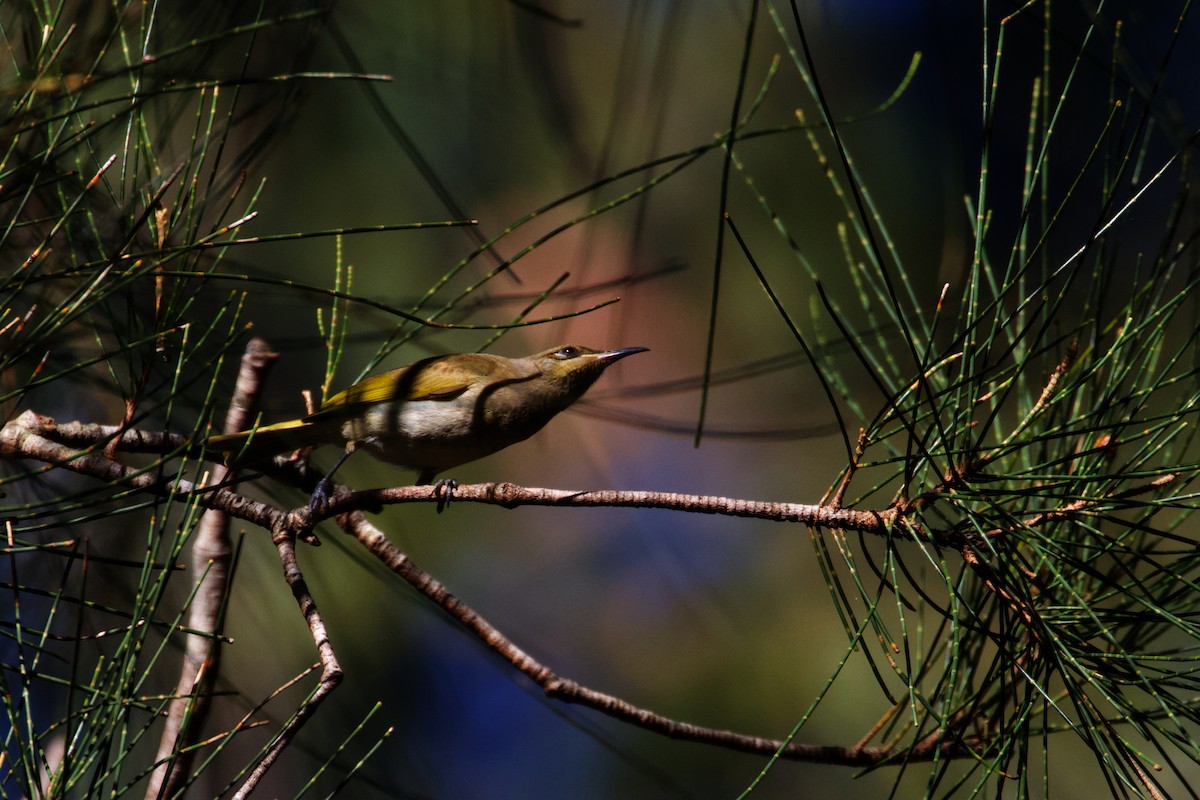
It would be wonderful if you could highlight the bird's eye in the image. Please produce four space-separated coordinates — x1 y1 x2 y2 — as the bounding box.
554 346 580 359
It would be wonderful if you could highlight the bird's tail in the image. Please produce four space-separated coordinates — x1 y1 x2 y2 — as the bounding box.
207 417 336 464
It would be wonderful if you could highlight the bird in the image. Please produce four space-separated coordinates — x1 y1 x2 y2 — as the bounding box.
208 344 648 511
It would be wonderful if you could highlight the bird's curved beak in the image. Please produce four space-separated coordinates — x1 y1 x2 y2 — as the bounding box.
594 346 650 363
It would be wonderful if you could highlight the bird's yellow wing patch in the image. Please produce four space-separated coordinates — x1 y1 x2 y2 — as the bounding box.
313 354 517 418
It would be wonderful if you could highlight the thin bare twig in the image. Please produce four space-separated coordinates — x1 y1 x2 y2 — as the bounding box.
17 417 191 453
328 481 908 537
231 523 342 800
338 509 979 765
0 414 283 528
147 337 277 799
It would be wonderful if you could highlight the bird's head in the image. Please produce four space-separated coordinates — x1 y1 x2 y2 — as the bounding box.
528 344 649 397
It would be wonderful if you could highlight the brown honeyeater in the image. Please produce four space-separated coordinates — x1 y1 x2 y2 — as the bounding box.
208 344 648 509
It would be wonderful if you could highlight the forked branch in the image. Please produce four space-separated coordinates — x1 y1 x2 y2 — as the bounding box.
0 409 992 775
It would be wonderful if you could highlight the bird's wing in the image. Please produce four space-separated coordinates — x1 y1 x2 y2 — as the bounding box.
312 354 533 419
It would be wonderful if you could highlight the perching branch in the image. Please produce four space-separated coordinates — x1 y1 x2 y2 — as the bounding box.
4 408 1180 556
0 409 994 771
0 411 915 541
328 481 909 537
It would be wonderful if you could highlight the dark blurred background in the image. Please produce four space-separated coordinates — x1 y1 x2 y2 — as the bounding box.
37 1 1195 797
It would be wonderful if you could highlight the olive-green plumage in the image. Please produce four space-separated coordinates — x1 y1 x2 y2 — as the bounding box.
208 344 647 488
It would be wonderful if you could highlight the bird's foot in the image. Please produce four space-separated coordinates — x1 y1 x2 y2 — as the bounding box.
309 477 334 516
433 478 458 514
307 445 354 518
